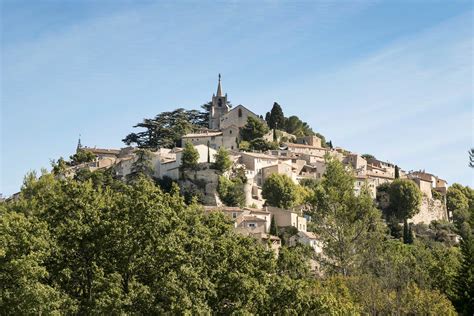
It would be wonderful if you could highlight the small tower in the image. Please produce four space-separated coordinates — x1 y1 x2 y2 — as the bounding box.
209 74 229 130
76 135 83 153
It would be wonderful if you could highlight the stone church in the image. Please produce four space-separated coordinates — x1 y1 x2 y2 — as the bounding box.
182 75 262 150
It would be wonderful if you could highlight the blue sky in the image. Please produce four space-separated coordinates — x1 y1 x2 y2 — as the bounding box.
1 0 473 195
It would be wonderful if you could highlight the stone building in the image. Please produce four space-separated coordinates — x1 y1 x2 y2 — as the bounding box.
181 126 239 150
208 74 262 131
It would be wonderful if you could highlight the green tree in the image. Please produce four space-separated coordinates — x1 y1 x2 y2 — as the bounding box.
249 138 278 151
127 149 154 182
361 154 375 160
270 215 278 236
217 176 246 207
283 115 315 137
51 157 69 176
308 157 383 276
69 149 96 166
447 187 469 214
276 245 312 279
388 179 422 244
262 174 302 209
395 165 400 179
123 108 206 149
241 116 269 142
455 234 474 315
213 147 232 173
0 208 74 314
267 102 285 130
181 142 199 172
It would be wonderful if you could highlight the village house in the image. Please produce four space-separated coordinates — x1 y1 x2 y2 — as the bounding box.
289 231 323 254
239 152 280 186
63 77 453 234
283 142 328 158
295 135 322 148
204 205 280 253
181 126 239 151
408 170 448 195
266 206 307 232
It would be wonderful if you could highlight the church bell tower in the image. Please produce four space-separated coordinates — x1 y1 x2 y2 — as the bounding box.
209 74 229 130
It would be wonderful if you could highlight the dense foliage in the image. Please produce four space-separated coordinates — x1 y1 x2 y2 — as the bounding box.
213 147 232 173
1 159 466 314
181 141 199 172
217 175 246 207
123 109 207 149
240 116 269 142
69 149 96 166
262 174 307 209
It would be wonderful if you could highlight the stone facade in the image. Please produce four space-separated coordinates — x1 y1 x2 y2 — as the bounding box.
409 196 448 225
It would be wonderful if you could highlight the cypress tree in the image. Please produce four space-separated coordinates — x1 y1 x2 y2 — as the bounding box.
395 165 400 179
207 141 210 163
268 102 285 130
270 215 278 236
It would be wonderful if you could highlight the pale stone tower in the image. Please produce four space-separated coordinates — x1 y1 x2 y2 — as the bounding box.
209 74 229 130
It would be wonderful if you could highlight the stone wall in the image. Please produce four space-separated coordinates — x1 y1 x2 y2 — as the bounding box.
409 196 448 225
378 192 448 225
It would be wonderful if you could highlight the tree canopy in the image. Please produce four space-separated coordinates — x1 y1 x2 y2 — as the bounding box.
181 142 199 171
240 116 269 142
213 147 232 173
266 102 285 130
262 174 307 209
0 162 461 315
123 108 207 149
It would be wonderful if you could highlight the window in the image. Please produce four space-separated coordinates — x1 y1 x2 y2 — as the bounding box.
232 212 237 219
218 99 222 107
229 130 232 134
238 108 243 117
248 223 256 228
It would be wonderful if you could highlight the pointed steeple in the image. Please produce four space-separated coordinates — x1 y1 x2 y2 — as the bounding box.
216 73 223 97
76 134 82 152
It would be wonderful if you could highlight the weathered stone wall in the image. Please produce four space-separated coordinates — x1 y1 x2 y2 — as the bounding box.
409 196 448 224
377 192 448 225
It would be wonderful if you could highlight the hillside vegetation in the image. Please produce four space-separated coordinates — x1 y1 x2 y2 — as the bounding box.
2 101 473 315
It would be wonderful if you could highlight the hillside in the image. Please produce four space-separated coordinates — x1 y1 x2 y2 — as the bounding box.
2 82 473 314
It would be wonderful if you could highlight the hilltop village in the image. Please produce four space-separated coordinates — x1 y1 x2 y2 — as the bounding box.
64 76 451 258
